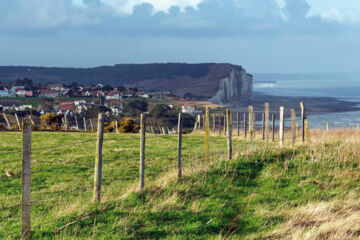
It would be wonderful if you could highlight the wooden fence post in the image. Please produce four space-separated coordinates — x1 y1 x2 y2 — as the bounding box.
64 114 68 130
262 113 265 141
300 102 305 142
291 109 296 146
279 107 284 147
115 120 119 133
15 113 21 131
212 114 215 133
244 112 247 138
177 113 183 178
93 114 104 202
83 117 87 131
265 103 269 146
205 108 210 163
22 118 32 239
272 114 275 142
3 112 11 129
218 115 221 134
226 109 232 160
139 114 146 190
305 119 310 142
249 106 254 142
223 114 226 135
28 115 35 127
75 116 79 130
90 119 94 132
326 122 329 131
237 112 240 136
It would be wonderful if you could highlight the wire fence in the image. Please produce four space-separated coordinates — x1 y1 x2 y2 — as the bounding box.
1 104 358 238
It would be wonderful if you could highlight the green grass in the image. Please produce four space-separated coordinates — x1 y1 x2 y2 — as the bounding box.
0 131 359 239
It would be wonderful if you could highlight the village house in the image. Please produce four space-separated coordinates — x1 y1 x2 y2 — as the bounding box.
38 89 59 98
182 104 196 115
0 89 12 97
106 91 120 100
59 101 75 112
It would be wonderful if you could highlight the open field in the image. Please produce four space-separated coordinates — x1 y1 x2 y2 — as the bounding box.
0 130 359 239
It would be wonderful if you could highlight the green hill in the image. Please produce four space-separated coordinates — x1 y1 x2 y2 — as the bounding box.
0 131 359 239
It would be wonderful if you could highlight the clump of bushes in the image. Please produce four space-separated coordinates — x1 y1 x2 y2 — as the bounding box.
39 113 64 130
104 117 139 133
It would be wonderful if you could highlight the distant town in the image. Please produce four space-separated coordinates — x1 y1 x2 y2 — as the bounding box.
0 78 221 130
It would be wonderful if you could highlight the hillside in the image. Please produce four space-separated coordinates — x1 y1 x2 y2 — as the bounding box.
0 63 249 99
1 130 359 239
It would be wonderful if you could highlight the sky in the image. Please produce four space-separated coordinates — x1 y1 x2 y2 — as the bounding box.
0 0 360 73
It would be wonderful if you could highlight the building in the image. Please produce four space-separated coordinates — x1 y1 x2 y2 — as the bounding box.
106 91 120 100
38 89 59 98
182 104 196 115
59 101 75 111
48 84 65 91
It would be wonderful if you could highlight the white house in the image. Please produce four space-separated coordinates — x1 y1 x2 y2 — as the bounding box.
182 104 196 115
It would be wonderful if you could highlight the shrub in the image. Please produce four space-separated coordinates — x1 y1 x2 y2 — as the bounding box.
40 113 64 130
119 117 139 133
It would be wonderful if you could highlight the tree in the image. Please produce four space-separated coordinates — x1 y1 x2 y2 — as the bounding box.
123 99 148 115
102 84 113 91
117 86 126 92
150 104 172 118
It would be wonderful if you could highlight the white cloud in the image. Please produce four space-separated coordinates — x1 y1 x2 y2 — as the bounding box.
99 0 204 15
306 0 360 23
72 0 86 8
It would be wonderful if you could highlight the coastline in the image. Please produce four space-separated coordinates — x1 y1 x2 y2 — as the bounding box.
230 92 360 117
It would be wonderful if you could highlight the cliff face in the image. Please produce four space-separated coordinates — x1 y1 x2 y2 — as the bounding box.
209 68 253 105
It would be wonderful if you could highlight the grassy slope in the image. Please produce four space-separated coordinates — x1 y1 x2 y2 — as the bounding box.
0 130 359 239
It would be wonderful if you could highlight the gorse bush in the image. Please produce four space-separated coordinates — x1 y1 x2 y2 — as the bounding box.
119 117 139 133
104 117 139 133
39 113 64 130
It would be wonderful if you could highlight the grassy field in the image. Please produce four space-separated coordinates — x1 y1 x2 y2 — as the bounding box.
0 130 359 239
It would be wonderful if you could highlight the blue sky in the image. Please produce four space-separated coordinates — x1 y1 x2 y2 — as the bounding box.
0 0 359 73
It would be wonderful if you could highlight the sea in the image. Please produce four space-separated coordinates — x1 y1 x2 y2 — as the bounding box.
253 73 360 129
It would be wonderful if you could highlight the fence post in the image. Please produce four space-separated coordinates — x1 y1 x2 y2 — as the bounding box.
237 112 240 136
212 114 215 133
75 116 79 130
262 113 265 141
115 120 119 133
272 114 275 142
300 102 305 142
205 108 210 163
279 107 284 147
305 119 310 142
223 114 226 135
3 113 11 129
15 113 21 131
140 114 146 190
226 109 232 160
22 118 32 239
177 113 183 178
326 122 329 131
249 106 254 142
218 115 221 134
64 113 68 130
28 115 35 127
83 117 87 131
265 103 269 146
244 112 247 138
291 109 296 146
93 114 104 202
90 119 94 132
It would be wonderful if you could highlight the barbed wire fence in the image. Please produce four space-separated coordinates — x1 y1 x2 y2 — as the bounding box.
1 101 355 238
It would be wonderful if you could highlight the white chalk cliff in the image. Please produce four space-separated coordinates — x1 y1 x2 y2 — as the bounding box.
209 68 253 105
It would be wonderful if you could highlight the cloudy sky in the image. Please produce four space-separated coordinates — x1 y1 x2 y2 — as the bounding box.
0 0 359 73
